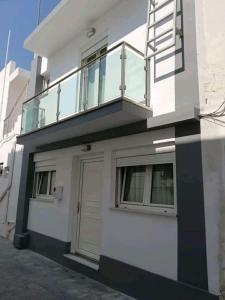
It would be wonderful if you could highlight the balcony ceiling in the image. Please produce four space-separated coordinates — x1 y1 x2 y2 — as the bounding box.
24 0 119 57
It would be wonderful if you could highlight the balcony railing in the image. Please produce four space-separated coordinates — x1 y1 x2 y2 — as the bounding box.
21 42 147 135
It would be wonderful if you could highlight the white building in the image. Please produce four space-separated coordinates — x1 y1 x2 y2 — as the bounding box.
0 61 29 239
13 0 225 299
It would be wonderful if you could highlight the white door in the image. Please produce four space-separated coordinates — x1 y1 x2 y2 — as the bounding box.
76 157 103 261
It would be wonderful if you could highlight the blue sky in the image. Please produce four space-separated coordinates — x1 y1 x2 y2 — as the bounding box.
0 0 61 70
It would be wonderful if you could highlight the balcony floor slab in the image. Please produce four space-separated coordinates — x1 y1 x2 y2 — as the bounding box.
17 98 152 148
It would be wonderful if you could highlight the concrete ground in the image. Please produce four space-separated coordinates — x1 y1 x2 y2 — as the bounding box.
0 237 134 300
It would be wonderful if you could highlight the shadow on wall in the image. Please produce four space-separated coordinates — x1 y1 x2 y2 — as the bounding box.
0 146 23 240
3 111 22 138
154 0 184 82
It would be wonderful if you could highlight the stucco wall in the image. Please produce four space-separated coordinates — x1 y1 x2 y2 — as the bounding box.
201 118 225 295
28 128 178 281
195 0 225 295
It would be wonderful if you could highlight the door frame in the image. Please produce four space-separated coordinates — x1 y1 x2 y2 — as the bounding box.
71 153 104 261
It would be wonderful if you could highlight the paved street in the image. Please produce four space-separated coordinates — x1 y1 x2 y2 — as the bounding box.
0 237 133 300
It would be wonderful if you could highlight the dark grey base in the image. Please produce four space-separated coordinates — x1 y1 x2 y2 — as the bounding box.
14 232 29 249
1 237 131 300
19 230 219 300
28 230 71 264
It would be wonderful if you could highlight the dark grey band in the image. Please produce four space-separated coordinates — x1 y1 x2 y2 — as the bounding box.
175 122 208 290
26 230 217 300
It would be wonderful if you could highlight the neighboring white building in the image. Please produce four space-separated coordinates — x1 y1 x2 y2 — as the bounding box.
12 0 225 299
0 61 30 240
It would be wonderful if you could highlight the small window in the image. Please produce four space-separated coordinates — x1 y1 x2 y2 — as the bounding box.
116 161 175 212
121 166 146 204
33 170 56 199
0 163 3 176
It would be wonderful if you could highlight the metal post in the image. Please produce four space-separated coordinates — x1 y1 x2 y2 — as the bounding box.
21 107 24 133
145 59 151 107
83 68 88 111
56 84 61 122
173 0 178 45
34 98 40 130
120 43 126 98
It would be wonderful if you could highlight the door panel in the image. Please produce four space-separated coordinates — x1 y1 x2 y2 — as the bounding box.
77 158 103 260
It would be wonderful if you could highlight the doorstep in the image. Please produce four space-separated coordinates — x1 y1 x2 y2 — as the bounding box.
64 253 99 271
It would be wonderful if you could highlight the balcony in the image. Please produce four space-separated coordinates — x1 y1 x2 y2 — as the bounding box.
20 43 151 143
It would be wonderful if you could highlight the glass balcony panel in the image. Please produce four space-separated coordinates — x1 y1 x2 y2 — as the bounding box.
83 48 121 108
125 48 145 104
101 48 121 103
21 43 146 135
59 72 81 120
21 98 39 134
86 61 100 109
38 86 58 128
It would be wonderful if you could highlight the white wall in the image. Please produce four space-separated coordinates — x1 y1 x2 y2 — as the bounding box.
201 118 224 295
195 0 225 295
196 0 225 109
28 128 177 281
48 0 146 82
38 0 199 118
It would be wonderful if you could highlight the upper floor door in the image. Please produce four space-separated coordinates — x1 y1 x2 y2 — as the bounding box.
81 45 107 110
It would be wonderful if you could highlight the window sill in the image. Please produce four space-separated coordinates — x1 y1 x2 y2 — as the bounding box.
30 197 55 203
111 206 177 217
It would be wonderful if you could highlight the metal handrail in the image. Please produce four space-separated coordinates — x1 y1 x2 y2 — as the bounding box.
23 41 144 105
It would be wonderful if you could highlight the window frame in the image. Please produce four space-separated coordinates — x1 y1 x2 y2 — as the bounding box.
115 153 176 214
32 165 56 201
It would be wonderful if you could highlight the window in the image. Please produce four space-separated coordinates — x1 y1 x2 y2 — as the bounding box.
151 164 174 206
115 154 176 213
120 166 146 204
0 163 3 176
33 170 56 199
